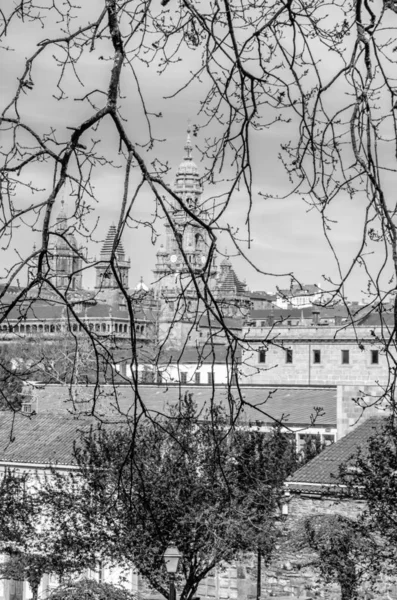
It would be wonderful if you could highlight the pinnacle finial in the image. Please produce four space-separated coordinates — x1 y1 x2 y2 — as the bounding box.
184 121 193 160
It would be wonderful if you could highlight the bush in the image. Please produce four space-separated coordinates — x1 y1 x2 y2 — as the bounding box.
48 578 135 600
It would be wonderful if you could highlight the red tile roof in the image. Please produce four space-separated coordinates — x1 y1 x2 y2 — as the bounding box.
287 416 385 491
0 413 92 466
36 384 337 428
157 345 242 364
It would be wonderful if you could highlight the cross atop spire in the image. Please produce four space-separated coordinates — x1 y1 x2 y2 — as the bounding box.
184 121 193 160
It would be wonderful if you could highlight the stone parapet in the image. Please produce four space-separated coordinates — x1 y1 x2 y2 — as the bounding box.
243 325 387 342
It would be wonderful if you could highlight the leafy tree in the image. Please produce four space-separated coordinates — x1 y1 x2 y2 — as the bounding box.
231 428 298 599
299 433 327 466
65 395 298 600
48 578 135 600
338 418 397 564
0 471 99 600
294 514 378 600
0 346 23 410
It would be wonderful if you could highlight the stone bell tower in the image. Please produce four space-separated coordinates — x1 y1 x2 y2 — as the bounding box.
152 127 217 345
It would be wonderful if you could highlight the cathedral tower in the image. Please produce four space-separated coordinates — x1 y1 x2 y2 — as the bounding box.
152 127 218 346
44 201 84 291
153 127 216 296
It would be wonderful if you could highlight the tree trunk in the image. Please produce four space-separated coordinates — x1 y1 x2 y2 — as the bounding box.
257 548 261 600
340 577 358 600
30 582 39 600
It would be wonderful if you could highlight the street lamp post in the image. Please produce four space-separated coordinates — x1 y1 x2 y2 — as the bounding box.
163 543 181 600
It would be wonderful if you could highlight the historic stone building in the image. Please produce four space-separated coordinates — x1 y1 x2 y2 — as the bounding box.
0 128 250 351
1 213 153 344
36 200 85 293
151 127 250 345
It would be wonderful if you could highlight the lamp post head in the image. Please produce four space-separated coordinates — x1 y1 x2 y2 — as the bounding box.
163 542 181 575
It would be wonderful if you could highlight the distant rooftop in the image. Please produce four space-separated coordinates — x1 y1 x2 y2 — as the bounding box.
34 384 337 428
286 416 385 493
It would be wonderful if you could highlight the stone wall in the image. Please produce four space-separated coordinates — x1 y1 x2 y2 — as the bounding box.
241 326 389 387
337 384 389 438
133 494 397 600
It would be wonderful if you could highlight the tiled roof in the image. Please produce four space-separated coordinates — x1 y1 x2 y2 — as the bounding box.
287 416 385 491
358 310 394 327
158 344 242 364
199 315 244 330
0 413 92 466
291 284 321 296
36 384 337 428
250 308 314 320
250 291 277 301
277 284 321 298
2 296 150 323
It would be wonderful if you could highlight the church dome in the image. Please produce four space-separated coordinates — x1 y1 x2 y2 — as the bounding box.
176 158 199 177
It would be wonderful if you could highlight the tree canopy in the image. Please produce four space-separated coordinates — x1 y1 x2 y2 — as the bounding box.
0 470 99 600
58 395 300 600
48 578 135 600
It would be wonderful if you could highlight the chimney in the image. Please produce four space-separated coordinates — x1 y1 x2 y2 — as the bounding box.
312 309 320 326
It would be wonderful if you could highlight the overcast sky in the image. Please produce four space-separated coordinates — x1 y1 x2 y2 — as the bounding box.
1 2 392 301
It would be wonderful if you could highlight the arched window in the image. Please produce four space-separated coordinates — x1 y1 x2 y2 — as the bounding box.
195 233 204 252
20 325 25 333
102 323 106 332
95 323 100 332
26 325 31 333
73 324 78 332
124 324 127 333
38 325 43 332
50 325 55 333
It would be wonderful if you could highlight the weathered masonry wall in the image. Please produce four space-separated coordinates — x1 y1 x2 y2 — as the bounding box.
241 326 391 387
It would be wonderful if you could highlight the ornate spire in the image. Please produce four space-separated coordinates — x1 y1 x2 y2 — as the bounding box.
56 196 67 232
100 223 126 259
184 121 193 160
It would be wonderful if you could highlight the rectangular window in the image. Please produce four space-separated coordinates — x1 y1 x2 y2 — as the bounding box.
342 350 350 364
207 372 214 384
258 349 266 363
286 349 293 364
195 372 201 385
313 349 321 364
156 371 162 385
180 372 187 384
371 350 379 365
